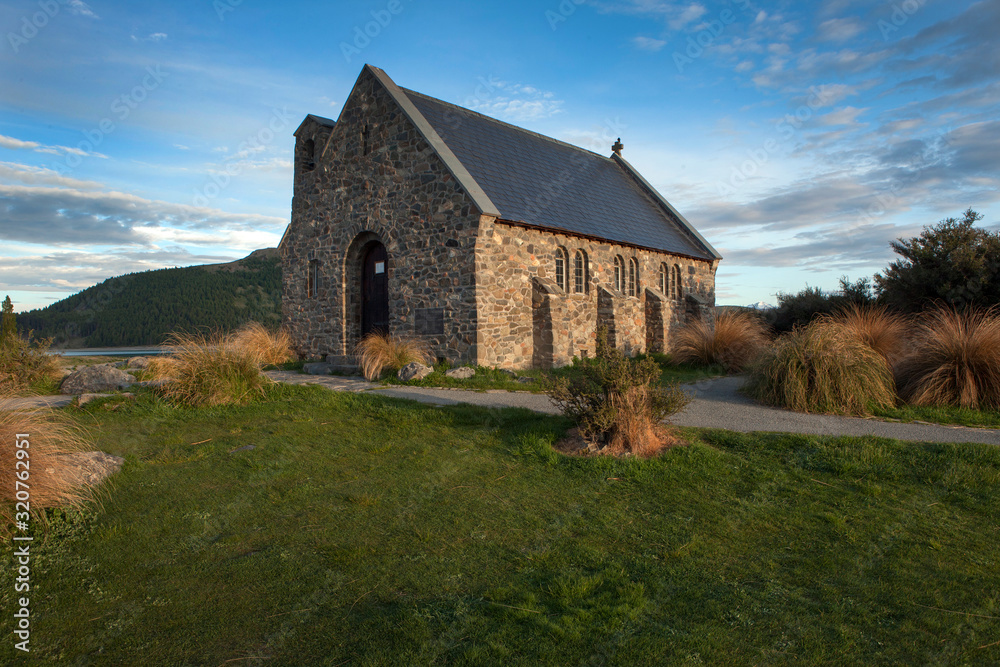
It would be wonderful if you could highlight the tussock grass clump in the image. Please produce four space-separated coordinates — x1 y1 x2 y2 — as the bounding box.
548 329 689 457
745 321 896 415
150 331 271 407
0 332 60 395
228 322 293 367
826 304 910 364
673 310 769 372
0 405 91 535
894 307 1000 409
355 332 431 380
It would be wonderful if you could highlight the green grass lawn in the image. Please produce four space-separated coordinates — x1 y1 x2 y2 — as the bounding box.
3 385 999 665
874 403 1000 430
384 358 726 393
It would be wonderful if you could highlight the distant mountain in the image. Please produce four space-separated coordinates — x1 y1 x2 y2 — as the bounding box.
746 301 774 310
18 249 282 348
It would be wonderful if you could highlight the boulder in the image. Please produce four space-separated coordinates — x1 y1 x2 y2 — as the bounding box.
126 356 151 369
78 392 135 408
49 451 124 488
499 369 518 379
304 362 333 376
398 362 432 381
445 366 476 380
60 366 135 395
516 376 537 384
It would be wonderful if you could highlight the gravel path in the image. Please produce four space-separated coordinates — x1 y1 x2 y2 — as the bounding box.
265 371 1000 445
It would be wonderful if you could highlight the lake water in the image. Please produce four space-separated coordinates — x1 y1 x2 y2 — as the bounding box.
50 347 169 357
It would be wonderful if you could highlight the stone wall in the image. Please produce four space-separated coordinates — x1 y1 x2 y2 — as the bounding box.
281 68 482 364
474 217 718 369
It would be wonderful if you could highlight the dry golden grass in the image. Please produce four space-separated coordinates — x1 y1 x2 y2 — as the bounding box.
0 333 60 395
603 385 682 458
0 403 92 536
673 310 769 372
355 332 431 380
228 322 293 367
894 307 1000 409
150 330 271 407
745 320 897 415
824 304 910 365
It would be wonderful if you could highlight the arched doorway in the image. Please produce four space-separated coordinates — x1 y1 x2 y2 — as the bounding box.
361 242 389 336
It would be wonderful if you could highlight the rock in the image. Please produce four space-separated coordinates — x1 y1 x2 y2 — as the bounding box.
398 362 432 381
126 356 151 369
78 393 135 408
304 362 333 375
48 451 124 488
498 369 518 379
136 379 172 389
60 366 136 395
516 376 537 384
445 366 476 379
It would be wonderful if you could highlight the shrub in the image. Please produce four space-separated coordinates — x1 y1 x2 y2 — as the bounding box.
546 329 689 457
824 304 910 365
0 405 91 536
355 332 431 380
150 331 270 407
768 276 876 333
228 322 293 367
0 330 59 395
894 307 1000 409
672 310 769 372
744 321 896 415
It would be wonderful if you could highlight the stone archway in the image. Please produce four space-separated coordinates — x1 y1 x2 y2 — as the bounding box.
344 231 391 352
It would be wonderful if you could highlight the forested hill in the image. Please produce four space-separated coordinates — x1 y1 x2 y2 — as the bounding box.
18 249 282 348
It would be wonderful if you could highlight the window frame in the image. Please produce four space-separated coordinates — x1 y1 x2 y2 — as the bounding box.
307 259 320 298
573 250 587 294
628 257 638 297
613 255 624 293
555 247 568 292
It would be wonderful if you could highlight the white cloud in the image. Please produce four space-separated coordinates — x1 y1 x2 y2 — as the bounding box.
816 17 863 42
633 36 667 52
67 0 98 18
132 32 168 43
0 133 106 159
817 106 868 126
670 3 707 29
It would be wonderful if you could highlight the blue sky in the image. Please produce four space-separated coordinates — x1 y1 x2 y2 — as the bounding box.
1 0 997 310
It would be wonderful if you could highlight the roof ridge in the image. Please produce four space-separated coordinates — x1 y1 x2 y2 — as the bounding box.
400 87 615 163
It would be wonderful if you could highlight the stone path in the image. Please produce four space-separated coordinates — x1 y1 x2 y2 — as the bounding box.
264 371 1000 446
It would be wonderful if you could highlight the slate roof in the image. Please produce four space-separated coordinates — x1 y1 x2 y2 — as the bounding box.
396 88 720 261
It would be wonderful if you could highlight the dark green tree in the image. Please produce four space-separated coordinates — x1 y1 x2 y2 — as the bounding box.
1 295 16 345
875 209 1000 312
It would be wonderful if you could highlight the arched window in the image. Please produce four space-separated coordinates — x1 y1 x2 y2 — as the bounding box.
673 264 683 300
555 247 568 292
613 256 624 293
573 250 587 294
659 263 668 294
628 258 639 297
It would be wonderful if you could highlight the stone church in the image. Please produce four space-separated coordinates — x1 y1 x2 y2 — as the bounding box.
280 65 721 370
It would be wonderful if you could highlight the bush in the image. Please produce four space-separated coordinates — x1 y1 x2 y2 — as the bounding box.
673 310 769 372
355 332 431 380
825 304 909 365
876 208 1000 312
150 330 271 407
768 277 875 333
0 331 59 395
546 330 689 457
0 406 91 536
228 322 293 367
744 321 896 415
894 307 1000 409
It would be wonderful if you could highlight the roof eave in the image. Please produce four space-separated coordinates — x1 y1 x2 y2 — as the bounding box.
363 64 502 219
294 114 336 138
611 154 723 261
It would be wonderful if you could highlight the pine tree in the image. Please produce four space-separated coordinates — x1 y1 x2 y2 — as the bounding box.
1 295 17 346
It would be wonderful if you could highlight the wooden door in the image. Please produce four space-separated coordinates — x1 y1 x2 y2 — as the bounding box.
361 243 389 336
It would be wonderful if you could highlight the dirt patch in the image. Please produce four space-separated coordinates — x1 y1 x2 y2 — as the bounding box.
554 426 686 458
